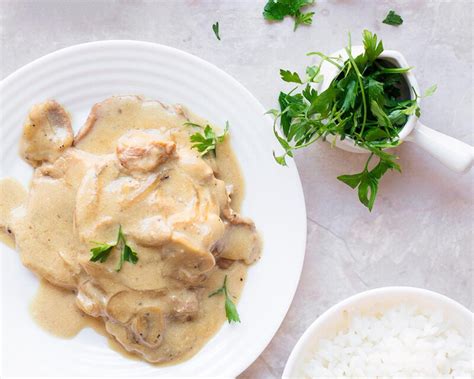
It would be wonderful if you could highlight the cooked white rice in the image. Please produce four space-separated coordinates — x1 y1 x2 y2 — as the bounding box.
303 304 473 378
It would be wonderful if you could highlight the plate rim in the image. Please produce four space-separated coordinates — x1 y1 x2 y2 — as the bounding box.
0 39 308 377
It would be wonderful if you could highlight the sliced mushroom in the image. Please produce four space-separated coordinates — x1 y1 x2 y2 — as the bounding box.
76 280 109 317
130 307 165 349
19 100 73 167
105 291 139 324
104 319 168 363
161 239 216 284
216 257 235 269
218 223 262 264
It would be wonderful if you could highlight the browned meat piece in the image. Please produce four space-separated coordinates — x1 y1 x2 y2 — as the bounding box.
14 151 94 289
19 101 73 167
167 289 199 320
116 130 176 173
73 96 190 154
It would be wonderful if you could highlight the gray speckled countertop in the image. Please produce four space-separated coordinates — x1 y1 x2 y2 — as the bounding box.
1 1 472 377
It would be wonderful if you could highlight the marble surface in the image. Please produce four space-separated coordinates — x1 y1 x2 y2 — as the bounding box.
1 0 472 377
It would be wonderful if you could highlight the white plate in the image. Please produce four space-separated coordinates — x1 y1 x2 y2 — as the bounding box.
283 287 473 377
0 41 307 377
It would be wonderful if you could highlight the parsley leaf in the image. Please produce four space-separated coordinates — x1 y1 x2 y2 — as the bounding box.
263 0 315 31
341 80 358 111
212 22 221 41
225 297 240 323
366 77 385 105
187 121 229 156
90 243 114 263
370 100 392 129
270 29 434 210
89 225 139 272
337 152 400 211
423 84 437 98
209 275 240 323
294 11 315 31
280 69 303 84
383 10 403 26
363 30 384 62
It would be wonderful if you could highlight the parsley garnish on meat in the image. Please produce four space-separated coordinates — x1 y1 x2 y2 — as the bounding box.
90 242 114 263
209 275 240 323
186 121 229 156
263 0 315 31
212 22 221 40
383 10 403 26
269 30 436 210
90 225 138 271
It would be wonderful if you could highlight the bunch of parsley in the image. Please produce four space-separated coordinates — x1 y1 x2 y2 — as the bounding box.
270 30 435 210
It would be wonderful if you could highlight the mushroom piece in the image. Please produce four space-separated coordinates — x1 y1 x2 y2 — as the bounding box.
105 291 140 324
76 280 109 318
131 307 165 349
216 257 235 269
116 130 176 173
161 239 216 284
218 223 262 264
19 101 73 167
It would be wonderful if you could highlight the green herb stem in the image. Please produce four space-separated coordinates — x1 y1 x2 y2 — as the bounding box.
209 275 240 323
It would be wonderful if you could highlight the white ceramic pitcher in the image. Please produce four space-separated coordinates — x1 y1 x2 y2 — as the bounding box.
319 47 473 173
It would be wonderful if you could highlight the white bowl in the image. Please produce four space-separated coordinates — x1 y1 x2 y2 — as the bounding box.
317 46 473 173
283 286 473 378
319 47 419 154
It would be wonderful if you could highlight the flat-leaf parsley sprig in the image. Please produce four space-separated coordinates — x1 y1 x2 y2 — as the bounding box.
209 275 240 323
269 30 436 210
90 225 138 272
263 0 315 31
383 10 403 26
185 121 229 157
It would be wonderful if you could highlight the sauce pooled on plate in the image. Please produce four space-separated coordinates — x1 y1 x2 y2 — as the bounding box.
0 96 261 364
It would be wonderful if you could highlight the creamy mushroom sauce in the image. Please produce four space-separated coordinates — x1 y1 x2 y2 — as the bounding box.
0 96 261 364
